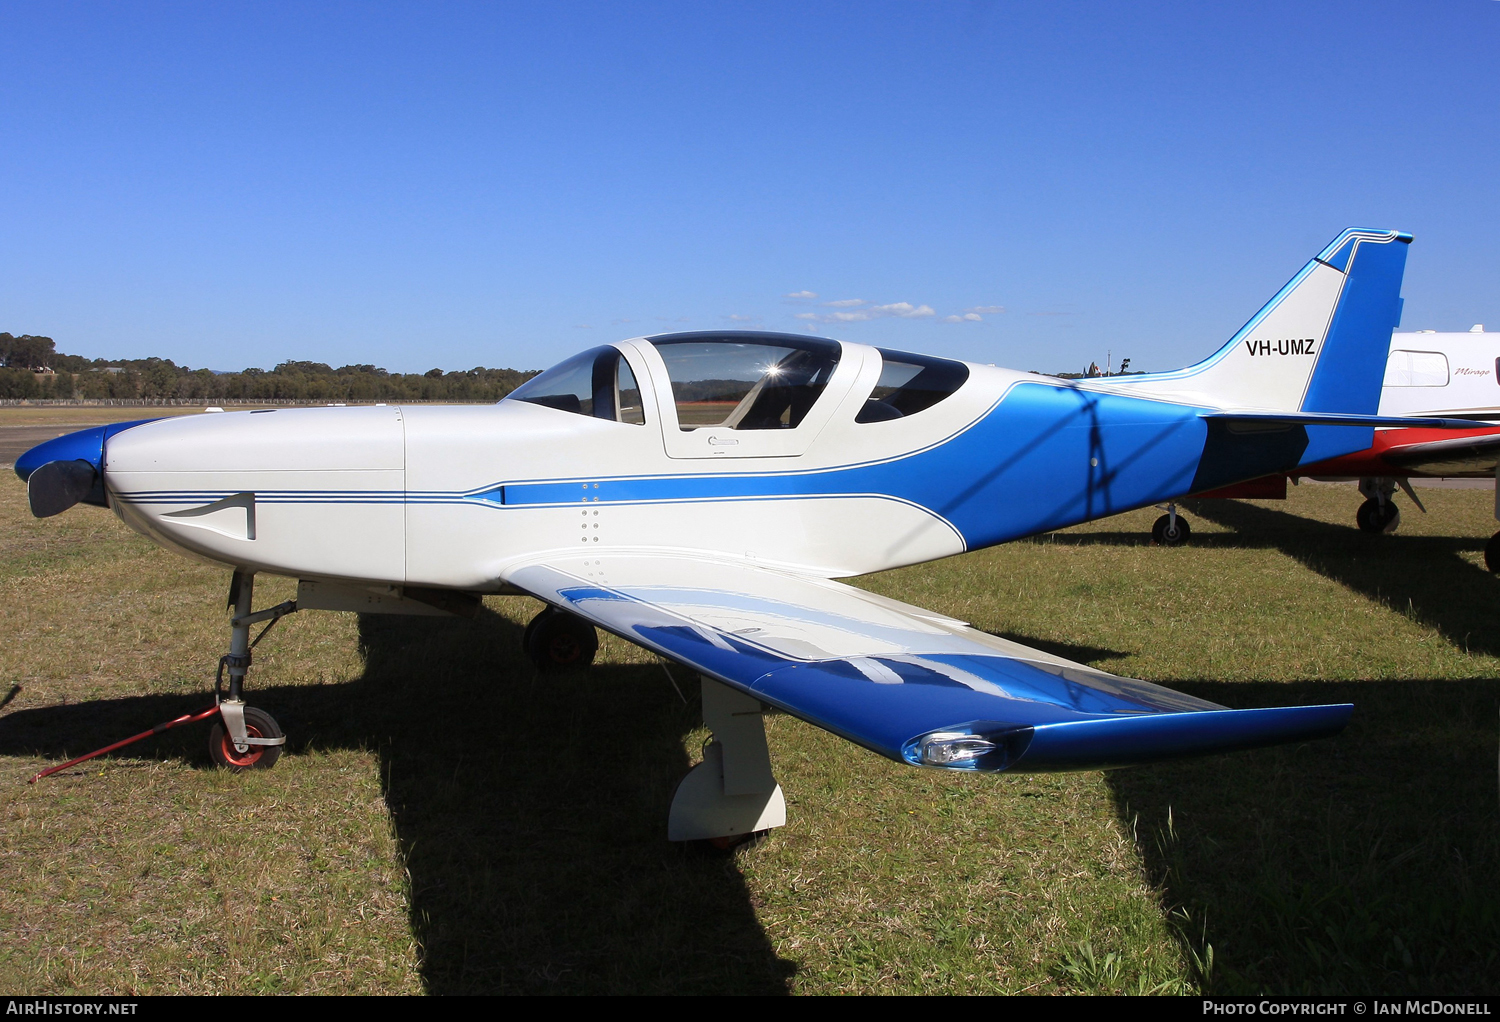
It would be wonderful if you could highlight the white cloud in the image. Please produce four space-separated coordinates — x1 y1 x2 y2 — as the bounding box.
873 302 935 318
942 312 984 324
966 305 1005 314
573 324 593 329
784 290 818 299
797 310 870 322
725 314 760 322
795 301 936 324
823 298 865 307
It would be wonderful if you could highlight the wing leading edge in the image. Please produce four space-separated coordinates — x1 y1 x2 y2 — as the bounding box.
503 554 1350 772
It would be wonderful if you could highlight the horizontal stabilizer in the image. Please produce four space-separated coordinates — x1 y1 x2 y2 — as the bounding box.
1205 411 1484 430
504 552 1352 773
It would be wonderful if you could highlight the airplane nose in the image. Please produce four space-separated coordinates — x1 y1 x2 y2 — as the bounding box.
14 419 160 518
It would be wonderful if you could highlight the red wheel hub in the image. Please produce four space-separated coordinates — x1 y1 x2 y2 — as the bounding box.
216 723 265 768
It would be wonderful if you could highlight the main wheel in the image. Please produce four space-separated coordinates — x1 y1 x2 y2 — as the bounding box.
705 830 771 853
209 706 283 771
1151 513 1192 546
524 609 598 672
1356 498 1401 534
1486 531 1500 573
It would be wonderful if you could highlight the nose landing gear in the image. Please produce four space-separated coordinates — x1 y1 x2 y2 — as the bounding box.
27 570 295 783
210 571 293 770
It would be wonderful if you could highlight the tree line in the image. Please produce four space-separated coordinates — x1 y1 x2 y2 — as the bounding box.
0 333 538 402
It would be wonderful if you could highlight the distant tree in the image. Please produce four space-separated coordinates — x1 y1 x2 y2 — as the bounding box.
0 333 58 370
0 367 39 398
1 330 540 402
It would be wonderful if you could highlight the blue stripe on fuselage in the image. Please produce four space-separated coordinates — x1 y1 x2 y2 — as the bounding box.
491 382 1213 548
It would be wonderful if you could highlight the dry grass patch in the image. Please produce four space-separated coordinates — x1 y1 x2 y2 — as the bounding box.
1 473 1497 994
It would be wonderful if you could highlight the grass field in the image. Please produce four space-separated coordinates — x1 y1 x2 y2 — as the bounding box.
1 452 1498 994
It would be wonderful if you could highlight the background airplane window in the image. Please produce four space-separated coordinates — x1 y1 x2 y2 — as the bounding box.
649 335 841 431
507 346 646 423
856 349 970 422
1382 350 1450 388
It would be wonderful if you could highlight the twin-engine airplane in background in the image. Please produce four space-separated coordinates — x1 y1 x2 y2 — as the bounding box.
14 228 1477 845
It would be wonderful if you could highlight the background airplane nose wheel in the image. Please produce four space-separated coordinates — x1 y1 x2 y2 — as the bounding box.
1151 513 1191 546
1485 531 1500 573
1355 498 1401 534
524 608 599 671
208 706 283 771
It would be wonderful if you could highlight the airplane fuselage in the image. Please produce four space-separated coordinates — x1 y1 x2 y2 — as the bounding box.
103 337 1372 591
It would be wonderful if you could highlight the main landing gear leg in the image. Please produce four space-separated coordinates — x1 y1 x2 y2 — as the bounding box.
209 571 292 770
668 676 786 849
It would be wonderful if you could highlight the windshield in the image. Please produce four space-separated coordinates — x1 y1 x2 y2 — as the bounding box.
506 346 645 423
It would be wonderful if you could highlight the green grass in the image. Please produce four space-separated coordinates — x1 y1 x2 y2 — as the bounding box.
1 476 1497 994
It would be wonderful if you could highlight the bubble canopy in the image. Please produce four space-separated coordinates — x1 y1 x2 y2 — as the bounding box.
646 332 842 431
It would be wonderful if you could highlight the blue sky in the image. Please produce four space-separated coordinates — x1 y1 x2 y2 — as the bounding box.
2 1 1497 374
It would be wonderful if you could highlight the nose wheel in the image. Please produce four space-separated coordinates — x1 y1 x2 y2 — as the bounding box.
209 705 284 770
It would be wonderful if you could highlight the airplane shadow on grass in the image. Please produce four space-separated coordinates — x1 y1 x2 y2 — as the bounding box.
0 607 796 995
5 573 1499 993
1048 498 1500 659
1040 501 1500 992
1106 676 1500 995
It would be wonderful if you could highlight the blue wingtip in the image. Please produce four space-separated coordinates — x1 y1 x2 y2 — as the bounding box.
1011 703 1353 772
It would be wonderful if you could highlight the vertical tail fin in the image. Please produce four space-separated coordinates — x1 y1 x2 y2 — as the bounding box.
1103 228 1411 413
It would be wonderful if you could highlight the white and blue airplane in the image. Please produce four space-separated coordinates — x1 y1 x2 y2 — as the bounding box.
15 228 1470 844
